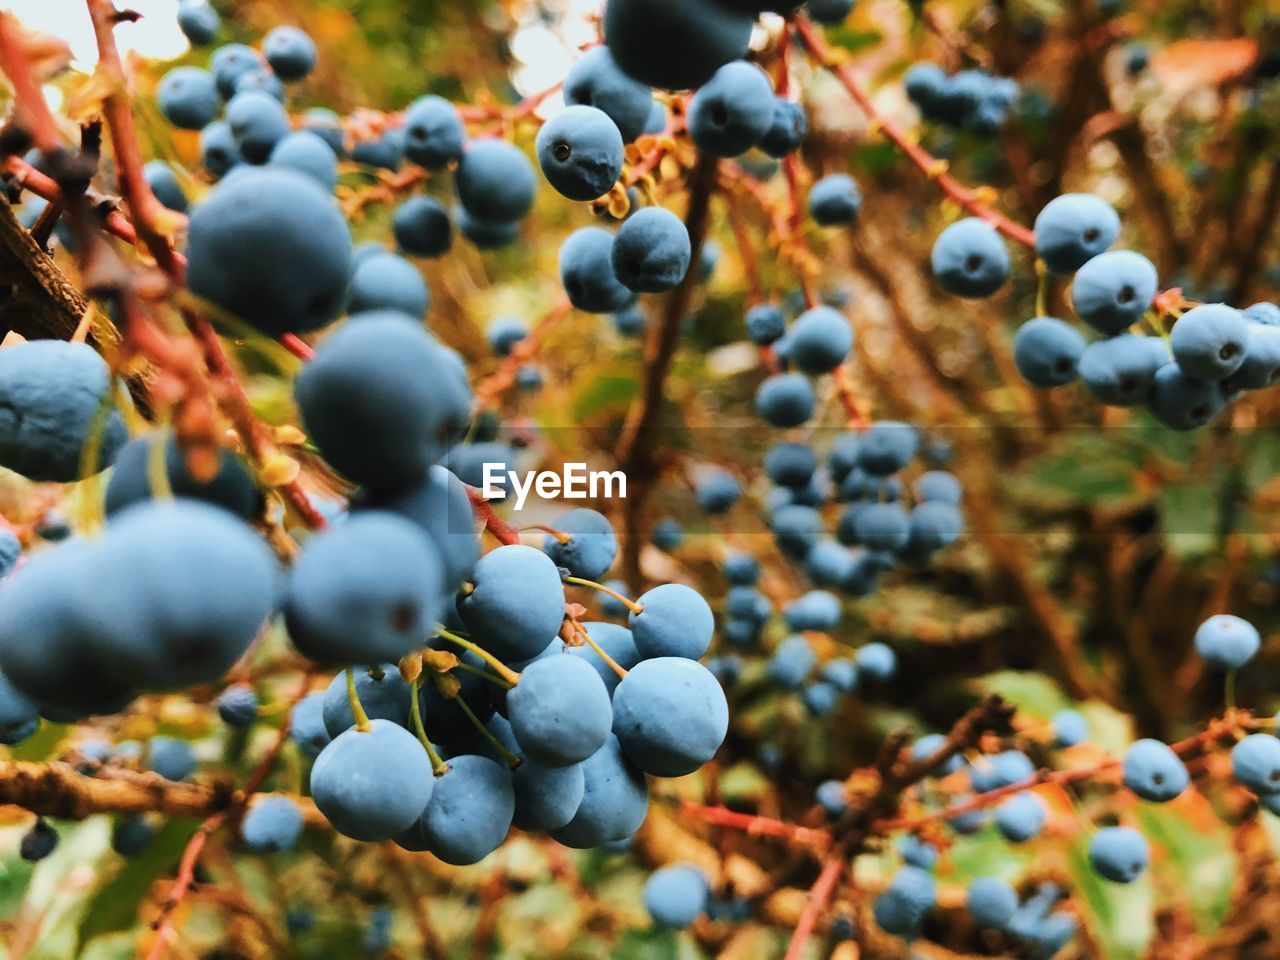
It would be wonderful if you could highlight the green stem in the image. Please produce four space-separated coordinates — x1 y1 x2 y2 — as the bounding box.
454 660 514 690
454 694 521 769
408 679 448 775
570 619 628 681
346 668 372 733
564 576 643 615
435 628 521 686
1034 259 1049 318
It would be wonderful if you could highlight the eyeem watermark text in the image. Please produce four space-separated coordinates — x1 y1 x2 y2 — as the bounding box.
482 463 627 510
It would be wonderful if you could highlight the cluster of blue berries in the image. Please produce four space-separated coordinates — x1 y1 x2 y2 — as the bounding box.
904 62 1021 134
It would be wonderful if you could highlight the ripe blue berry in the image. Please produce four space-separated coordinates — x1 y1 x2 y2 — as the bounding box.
857 422 919 476
1170 303 1250 381
1226 324 1280 390
1147 363 1226 430
241 795 304 852
995 792 1046 842
1034 194 1121 274
1122 738 1189 802
289 692 330 757
262 26 317 82
321 667 412 738
788 306 854 374
1233 733 1280 794
20 820 58 862
543 509 617 580
630 583 714 660
688 60 775 157
856 642 896 681
402 95 465 170
1194 614 1260 671
1051 709 1088 747
756 373 815 427
612 657 728 776
550 735 649 848
1245 301 1280 326
1089 826 1149 883
768 636 817 689
604 0 753 91
0 670 37 745
0 340 126 483
391 195 452 258
188 168 352 336
148 736 197 781
697 468 742 514
456 139 537 224
537 106 624 201
914 471 962 505
809 174 862 226
612 207 692 293
269 131 339 192
746 303 786 346
508 654 613 766
644 865 708 929
458 545 567 662
399 754 514 863
348 252 430 318
1013 316 1087 388
563 47 653 144
105 432 258 521
854 502 911 551
931 218 1010 299
873 866 935 936
295 316 471 491
157 67 220 129
144 161 188 213
559 227 634 312
966 877 1018 930
651 517 684 552
176 0 219 45
216 684 259 728
210 44 259 99
226 90 290 162
300 107 345 155
311 720 434 841
111 814 154 856
1071 250 1159 335
1078 333 1168 406
234 66 285 100
199 121 242 179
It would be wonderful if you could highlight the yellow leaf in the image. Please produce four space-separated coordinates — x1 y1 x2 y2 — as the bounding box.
259 453 300 487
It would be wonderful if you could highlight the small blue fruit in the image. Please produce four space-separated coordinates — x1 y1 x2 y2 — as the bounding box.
560 227 633 313
543 509 617 580
536 105 625 201
157 67 220 129
311 720 434 841
1194 614 1260 671
1014 316 1087 388
1089 826 1149 883
1122 738 1189 802
1169 303 1250 381
994 792 1046 842
402 96 465 170
226 90 290 163
1078 333 1168 406
262 26 317 82
687 60 775 157
755 373 815 427
644 865 708 929
393 196 452 258
966 876 1018 930
809 174 862 226
630 583 714 660
347 252 430 318
456 139 537 223
563 46 653 143
1034 194 1121 274
241 795 304 852
612 207 691 293
931 218 1010 299
269 131 339 191
1071 250 1158 335
216 684 259 728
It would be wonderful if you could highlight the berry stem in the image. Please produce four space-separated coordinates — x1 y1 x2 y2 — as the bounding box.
563 576 643 615
1225 670 1237 712
1035 259 1049 318
345 668 372 733
521 524 572 544
434 628 522 687
408 678 448 775
569 618 629 682
453 660 514 690
454 694 521 769
146 427 175 502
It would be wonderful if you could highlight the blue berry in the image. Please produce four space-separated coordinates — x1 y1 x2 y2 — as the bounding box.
199 121 242 179
688 60 775 157
821 658 858 693
1078 333 1168 406
904 62 949 114
604 0 753 91
723 552 760 586
613 306 647 337
176 0 218 45
644 865 708 929
0 340 126 482
563 47 653 143
755 373 815 427
1233 733 1280 794
289 691 330 757
1071 250 1159 335
188 168 352 336
1226 324 1280 390
234 66 285 100
296 316 471 491
1014 316 1087 388
1051 709 1088 747
20 820 58 862
392 196 451 258
487 317 528 356
321 667 413 738
914 471 961 505
651 517 684 552
854 502 911 552
111 814 154 856
772 505 824 558
612 207 692 293
809 174 862 226
300 107 346 156
537 106 624 201
789 305 854 374
697 468 742 514
210 44 259 99
613 657 727 776
783 590 841 632
1122 738 1188 802
148 737 196 781
0 670 37 745
900 834 939 869
241 795 303 852
803 681 840 715
216 685 259 728
456 139 536 223
873 866 935 936
966 877 1018 930
352 129 405 171
857 422 919 476
856 642 896 681
104 432 258 521
630 583 714 660
1146 363 1226 430
560 227 633 313
312 720 434 841
550 735 648 848
508 654 612 766
543 509 617 581
1170 303 1250 381
995 792 1046 842
158 67 220 129
1194 614 1260 671
816 780 848 816
569 623 640 694
1034 194 1121 274
1089 826 1149 883
910 733 964 776
266 131 338 191
399 754 513 863
458 545 567 663
226 91 290 163
768 635 816 689
746 303 786 345
931 218 1010 299
348 252 430 318
262 26 317 82
805 541 854 586
402 96 464 170
759 98 808 158
1245 301 1280 326
144 161 188 212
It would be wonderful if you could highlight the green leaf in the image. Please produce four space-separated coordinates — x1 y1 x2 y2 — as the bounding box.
76 817 199 948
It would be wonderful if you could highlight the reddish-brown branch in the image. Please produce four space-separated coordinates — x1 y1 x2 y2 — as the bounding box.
783 852 845 960
472 296 572 408
467 487 521 546
682 801 832 849
793 15 1036 249
279 333 316 362
0 13 62 153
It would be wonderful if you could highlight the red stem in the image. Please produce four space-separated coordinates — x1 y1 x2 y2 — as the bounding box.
783 853 845 960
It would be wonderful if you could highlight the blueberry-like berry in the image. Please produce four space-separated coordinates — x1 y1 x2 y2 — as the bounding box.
311 720 434 842
563 46 654 144
241 795 304 852
688 60 776 158
611 207 692 293
1013 316 1087 388
1194 614 1260 671
1071 250 1159 335
1089 826 1149 883
644 865 708 929
560 227 634 313
809 174 862 226
931 218 1011 299
1034 194 1121 274
536 106 625 201
1169 303 1250 381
